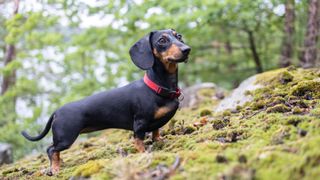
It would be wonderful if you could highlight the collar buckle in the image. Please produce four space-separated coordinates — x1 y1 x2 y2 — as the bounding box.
178 91 184 101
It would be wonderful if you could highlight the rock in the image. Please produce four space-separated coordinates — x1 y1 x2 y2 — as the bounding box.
0 143 13 166
238 155 247 164
216 154 228 163
180 82 224 108
214 75 262 112
298 129 308 137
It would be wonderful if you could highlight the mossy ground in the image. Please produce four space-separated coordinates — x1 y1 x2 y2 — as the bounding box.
1 67 320 180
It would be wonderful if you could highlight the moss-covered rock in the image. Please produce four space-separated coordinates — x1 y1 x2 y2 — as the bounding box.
290 80 320 98
279 71 294 84
1 68 320 180
266 104 290 113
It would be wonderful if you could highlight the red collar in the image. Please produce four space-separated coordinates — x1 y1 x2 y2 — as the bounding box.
143 73 181 99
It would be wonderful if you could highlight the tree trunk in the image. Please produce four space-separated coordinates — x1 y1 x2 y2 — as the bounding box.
224 40 233 55
299 0 320 68
280 0 295 68
1 0 19 95
246 30 263 73
1 45 16 95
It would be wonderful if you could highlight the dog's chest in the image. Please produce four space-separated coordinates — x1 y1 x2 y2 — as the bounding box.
153 101 179 120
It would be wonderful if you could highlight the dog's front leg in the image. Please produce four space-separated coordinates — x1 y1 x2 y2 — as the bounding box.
152 129 163 142
133 119 146 153
134 136 145 153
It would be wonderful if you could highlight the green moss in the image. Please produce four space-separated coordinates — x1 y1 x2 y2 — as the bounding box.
199 109 212 117
198 88 215 97
216 154 228 163
279 71 294 84
218 165 255 180
270 126 290 145
269 97 285 105
236 105 242 111
197 88 221 107
287 65 297 71
290 80 320 98
266 104 290 113
149 153 175 167
283 116 304 126
73 160 103 177
292 107 303 114
1 167 19 176
222 110 231 117
212 119 228 130
244 90 253 96
255 68 288 85
251 100 265 110
310 105 320 117
183 125 196 134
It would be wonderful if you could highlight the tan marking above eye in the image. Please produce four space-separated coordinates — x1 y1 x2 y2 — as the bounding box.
162 33 169 37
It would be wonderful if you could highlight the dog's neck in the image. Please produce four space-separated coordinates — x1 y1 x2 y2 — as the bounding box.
146 59 178 90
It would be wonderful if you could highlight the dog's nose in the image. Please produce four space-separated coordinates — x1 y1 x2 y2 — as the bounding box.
181 46 191 55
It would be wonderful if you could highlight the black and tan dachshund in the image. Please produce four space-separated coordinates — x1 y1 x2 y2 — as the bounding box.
22 29 191 175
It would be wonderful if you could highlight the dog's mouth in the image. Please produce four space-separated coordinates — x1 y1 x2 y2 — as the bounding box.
168 55 189 63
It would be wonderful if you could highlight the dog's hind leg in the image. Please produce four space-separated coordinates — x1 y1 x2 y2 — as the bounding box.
46 139 77 175
46 127 80 175
46 145 60 176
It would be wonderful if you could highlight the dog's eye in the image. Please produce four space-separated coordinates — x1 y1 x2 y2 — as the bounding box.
176 34 184 42
158 38 167 44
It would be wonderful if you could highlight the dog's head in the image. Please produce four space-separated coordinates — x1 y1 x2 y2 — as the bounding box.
129 29 191 73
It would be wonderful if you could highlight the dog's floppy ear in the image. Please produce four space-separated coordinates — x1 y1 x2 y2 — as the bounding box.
129 32 154 70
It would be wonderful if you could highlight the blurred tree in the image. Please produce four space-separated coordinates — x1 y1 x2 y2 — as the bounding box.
280 0 295 68
299 0 319 68
1 0 19 95
0 1 64 158
243 23 263 73
0 0 20 155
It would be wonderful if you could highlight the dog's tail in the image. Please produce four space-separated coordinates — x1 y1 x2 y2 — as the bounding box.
21 113 54 141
